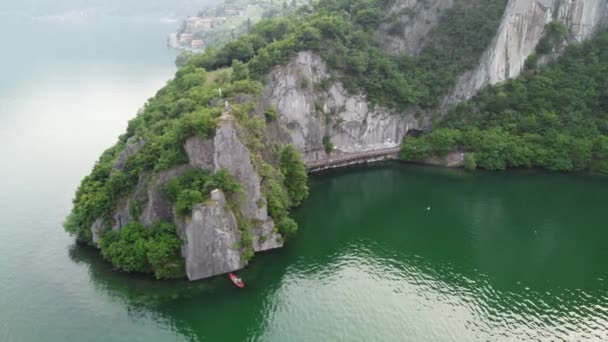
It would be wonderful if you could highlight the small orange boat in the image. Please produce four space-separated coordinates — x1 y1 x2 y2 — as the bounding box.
229 273 245 288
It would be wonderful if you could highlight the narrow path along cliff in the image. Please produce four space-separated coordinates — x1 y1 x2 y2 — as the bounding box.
307 147 401 172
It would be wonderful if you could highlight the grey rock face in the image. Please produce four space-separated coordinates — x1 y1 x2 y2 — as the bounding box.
252 220 282 252
446 0 608 105
185 123 283 252
176 189 244 281
184 136 215 170
91 218 104 245
90 166 190 243
111 197 132 232
111 136 145 173
263 51 420 165
375 0 455 55
213 123 267 222
139 166 190 227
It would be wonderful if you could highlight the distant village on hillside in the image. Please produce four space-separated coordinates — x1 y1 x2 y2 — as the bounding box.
168 0 309 52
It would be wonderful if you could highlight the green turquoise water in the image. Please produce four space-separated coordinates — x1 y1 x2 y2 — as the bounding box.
2 11 608 342
5 162 608 341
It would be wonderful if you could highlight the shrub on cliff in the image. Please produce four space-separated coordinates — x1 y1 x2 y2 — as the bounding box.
464 154 477 171
99 222 184 279
64 144 125 243
322 136 334 154
165 169 242 216
279 145 309 206
176 190 204 216
276 216 298 237
400 135 432 161
231 59 249 81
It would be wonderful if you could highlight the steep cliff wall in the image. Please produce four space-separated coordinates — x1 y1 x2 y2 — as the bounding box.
90 118 281 281
176 190 243 281
184 119 282 253
263 51 420 165
375 0 455 55
447 0 608 104
264 0 608 169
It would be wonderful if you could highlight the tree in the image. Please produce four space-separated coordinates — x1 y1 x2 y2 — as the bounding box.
400 136 431 161
99 223 151 273
279 145 309 206
231 59 249 81
175 51 193 68
176 189 203 215
464 154 477 171
277 217 298 237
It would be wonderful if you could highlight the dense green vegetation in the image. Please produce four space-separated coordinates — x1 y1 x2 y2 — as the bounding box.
279 145 309 207
322 136 334 154
183 0 508 109
164 169 242 216
536 22 568 55
64 66 227 244
99 222 185 279
401 30 608 174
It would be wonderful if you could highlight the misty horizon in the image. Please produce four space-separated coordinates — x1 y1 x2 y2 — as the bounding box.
0 0 224 18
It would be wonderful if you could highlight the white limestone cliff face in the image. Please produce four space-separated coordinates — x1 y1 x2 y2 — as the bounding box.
184 120 282 253
375 0 455 55
175 189 244 281
263 51 420 165
447 0 608 105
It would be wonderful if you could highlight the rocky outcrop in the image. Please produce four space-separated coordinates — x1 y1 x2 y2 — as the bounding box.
112 136 144 173
91 218 104 245
93 166 190 236
185 120 282 252
91 118 282 281
213 123 268 224
263 51 420 165
176 190 244 281
446 0 608 104
139 166 189 226
375 0 455 55
251 221 282 251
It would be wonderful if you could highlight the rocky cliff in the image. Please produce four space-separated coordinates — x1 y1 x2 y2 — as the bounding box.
176 189 243 281
263 0 608 169
447 0 608 104
263 51 421 166
91 117 281 281
375 0 455 55
183 118 282 255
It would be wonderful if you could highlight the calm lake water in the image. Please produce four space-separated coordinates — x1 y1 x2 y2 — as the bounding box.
2 12 608 342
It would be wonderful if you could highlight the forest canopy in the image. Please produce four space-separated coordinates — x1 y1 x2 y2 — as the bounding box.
401 31 608 174
183 0 509 109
